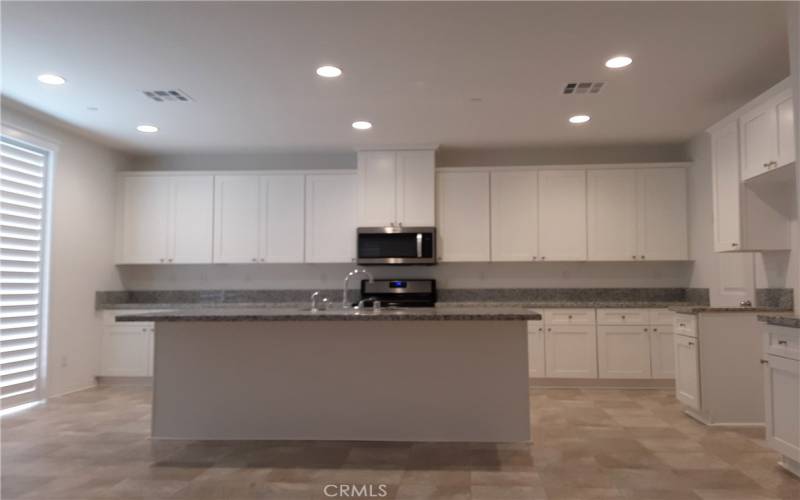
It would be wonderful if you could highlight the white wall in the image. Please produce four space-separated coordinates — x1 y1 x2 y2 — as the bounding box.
2 102 128 398
118 261 692 290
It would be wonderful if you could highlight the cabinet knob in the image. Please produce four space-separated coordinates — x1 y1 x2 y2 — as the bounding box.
688 341 695 346
653 328 659 332
541 256 546 260
632 256 637 260
763 162 770 168
644 328 649 332
760 359 769 365
641 255 645 260
168 258 173 263
159 258 164 263
621 315 626 319
731 243 738 247
538 328 543 332
532 256 537 261
568 315 573 319
547 328 552 332
252 258 257 262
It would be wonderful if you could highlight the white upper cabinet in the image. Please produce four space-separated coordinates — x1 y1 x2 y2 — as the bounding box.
357 149 435 227
261 175 305 263
491 170 538 261
117 174 213 264
306 173 358 263
740 89 794 181
436 170 490 262
587 169 638 261
396 150 436 226
637 168 688 260
213 175 261 263
538 170 587 261
711 120 743 252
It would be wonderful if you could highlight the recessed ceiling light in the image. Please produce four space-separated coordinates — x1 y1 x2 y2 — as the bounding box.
37 73 66 85
136 125 159 133
605 56 632 69
352 121 372 130
316 65 342 78
569 115 591 124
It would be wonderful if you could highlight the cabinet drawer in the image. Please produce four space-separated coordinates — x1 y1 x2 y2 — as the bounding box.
596 309 649 325
764 326 800 361
544 309 596 325
649 309 674 326
674 314 697 337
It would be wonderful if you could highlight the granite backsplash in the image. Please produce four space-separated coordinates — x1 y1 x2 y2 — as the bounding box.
756 288 793 309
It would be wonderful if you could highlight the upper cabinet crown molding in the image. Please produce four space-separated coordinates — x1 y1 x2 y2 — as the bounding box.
357 149 435 227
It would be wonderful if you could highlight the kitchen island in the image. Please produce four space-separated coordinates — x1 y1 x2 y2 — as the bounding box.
117 307 541 442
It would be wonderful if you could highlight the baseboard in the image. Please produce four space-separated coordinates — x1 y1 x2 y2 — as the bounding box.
682 407 764 427
48 383 97 399
96 376 153 386
530 378 675 389
778 456 800 478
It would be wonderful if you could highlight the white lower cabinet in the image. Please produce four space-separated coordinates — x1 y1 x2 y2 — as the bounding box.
674 333 701 410
762 325 800 466
649 325 675 379
545 324 598 378
597 326 651 378
527 320 545 377
100 324 153 377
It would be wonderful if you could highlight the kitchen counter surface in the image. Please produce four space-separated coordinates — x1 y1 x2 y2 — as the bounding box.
757 314 800 329
669 306 793 315
102 301 698 311
116 306 543 322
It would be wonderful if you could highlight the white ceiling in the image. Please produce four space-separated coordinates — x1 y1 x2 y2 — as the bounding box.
0 1 790 154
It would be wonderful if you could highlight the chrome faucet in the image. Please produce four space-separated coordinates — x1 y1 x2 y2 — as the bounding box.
342 268 374 309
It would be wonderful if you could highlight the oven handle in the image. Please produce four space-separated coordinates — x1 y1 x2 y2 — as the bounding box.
416 233 423 258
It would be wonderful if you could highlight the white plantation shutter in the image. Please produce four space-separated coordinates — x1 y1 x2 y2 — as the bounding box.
0 136 50 410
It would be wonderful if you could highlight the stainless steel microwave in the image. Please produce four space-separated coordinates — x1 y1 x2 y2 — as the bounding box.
357 227 437 265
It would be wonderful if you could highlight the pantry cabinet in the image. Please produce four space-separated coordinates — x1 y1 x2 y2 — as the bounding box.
436 170 491 261
491 170 539 261
213 174 305 263
740 89 794 181
538 170 587 261
305 173 358 263
117 174 213 264
357 150 435 227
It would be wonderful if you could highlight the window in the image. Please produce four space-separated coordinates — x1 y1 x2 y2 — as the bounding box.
0 135 51 411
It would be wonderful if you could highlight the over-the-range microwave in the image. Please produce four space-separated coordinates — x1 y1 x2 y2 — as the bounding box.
356 227 436 265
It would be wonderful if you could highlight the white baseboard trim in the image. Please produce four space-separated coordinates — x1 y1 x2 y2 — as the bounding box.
778 456 800 478
96 376 153 386
48 383 97 399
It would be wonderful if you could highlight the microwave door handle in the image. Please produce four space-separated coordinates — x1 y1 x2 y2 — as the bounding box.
416 233 423 258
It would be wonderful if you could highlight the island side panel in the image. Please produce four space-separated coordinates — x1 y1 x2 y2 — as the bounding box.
152 320 530 442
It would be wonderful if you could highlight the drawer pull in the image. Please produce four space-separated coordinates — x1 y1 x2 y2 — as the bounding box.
688 341 695 346
644 328 648 332
653 328 658 332
760 359 769 365
679 323 686 327
778 340 789 346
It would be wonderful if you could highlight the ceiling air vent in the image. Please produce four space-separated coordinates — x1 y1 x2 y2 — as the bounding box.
142 89 194 102
563 82 604 95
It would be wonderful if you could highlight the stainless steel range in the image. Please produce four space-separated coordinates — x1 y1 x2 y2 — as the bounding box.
359 279 437 308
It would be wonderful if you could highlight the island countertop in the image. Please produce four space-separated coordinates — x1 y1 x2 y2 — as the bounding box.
115 306 544 322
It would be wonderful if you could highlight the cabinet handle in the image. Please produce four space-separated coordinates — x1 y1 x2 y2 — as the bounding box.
168 258 173 263
760 359 769 365
568 315 573 319
731 243 738 247
644 328 649 332
641 255 645 260
532 256 537 261
632 256 637 260
653 328 658 332
252 258 257 262
688 341 695 346
159 258 164 263
778 340 789 346
763 162 771 168
398 222 403 227
547 328 552 332
679 323 686 328
541 256 546 260
141 328 147 333
621 315 626 320
538 328 543 332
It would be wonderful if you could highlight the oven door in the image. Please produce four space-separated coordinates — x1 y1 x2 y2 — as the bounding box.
357 227 436 265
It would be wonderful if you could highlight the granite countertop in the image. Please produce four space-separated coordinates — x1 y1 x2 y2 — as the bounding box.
102 301 697 311
757 314 800 329
115 306 544 322
669 306 793 315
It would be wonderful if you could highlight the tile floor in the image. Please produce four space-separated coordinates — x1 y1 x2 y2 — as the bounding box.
2 385 798 499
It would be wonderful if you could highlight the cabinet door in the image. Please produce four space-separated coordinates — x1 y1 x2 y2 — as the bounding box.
100 325 150 376
305 174 358 263
710 120 742 252
545 325 597 378
764 355 800 461
118 176 170 263
169 176 213 263
491 170 538 261
597 326 652 378
357 151 397 227
396 150 435 226
587 169 637 261
436 171 490 262
740 102 778 181
650 325 675 379
527 321 545 378
674 334 700 410
262 175 305 263
637 168 688 260
777 95 795 167
538 170 587 261
213 176 261 263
